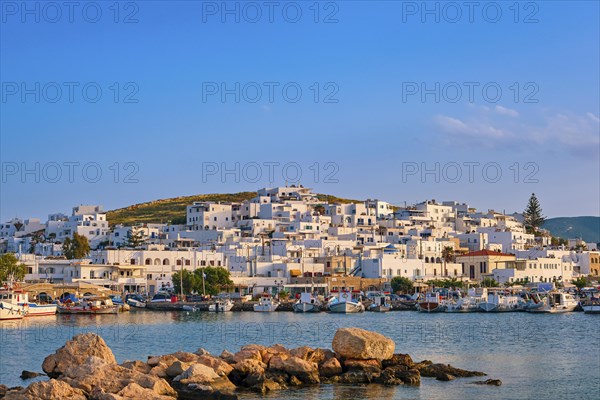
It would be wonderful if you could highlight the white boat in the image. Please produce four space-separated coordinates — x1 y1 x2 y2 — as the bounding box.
528 291 579 313
253 294 279 312
368 293 391 312
0 288 25 320
582 297 600 314
1 287 57 318
293 292 320 313
446 288 486 313
182 304 198 312
209 298 234 312
328 291 364 313
479 292 520 312
417 292 446 313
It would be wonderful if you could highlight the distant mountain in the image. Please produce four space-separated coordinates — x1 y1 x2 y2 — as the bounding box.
543 217 600 243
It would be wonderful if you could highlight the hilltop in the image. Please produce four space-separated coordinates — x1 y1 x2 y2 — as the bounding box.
106 192 361 226
543 216 600 244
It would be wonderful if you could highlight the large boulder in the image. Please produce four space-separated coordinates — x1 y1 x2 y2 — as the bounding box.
42 333 116 378
319 357 343 377
4 379 87 400
197 355 234 376
332 328 395 361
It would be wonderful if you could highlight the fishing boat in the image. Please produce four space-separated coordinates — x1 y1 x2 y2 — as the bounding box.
109 295 131 312
293 292 320 313
582 297 600 314
368 292 391 312
0 288 25 320
417 292 446 313
479 291 520 312
446 288 487 313
57 296 118 314
209 298 234 312
528 291 579 313
1 287 57 317
328 290 365 313
253 294 279 312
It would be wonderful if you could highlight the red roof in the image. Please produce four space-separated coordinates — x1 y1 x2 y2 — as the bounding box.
457 250 515 258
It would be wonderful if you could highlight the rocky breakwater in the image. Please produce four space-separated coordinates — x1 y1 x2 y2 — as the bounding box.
2 328 500 400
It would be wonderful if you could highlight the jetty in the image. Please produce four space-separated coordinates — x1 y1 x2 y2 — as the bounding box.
3 328 501 399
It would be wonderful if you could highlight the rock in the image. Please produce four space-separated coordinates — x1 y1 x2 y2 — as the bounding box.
4 379 86 400
220 350 235 363
288 375 302 386
261 345 290 364
338 370 377 384
173 381 239 400
42 333 116 378
231 348 262 364
174 363 220 385
375 368 404 386
420 363 486 378
234 359 267 375
0 385 7 397
382 353 414 369
394 368 421 386
100 382 177 400
290 346 313 360
332 328 395 361
308 348 336 365
319 357 343 377
170 351 199 363
120 360 152 374
436 373 455 381
60 356 176 398
344 359 382 374
251 378 285 394
166 361 191 378
19 371 43 380
194 348 210 356
196 355 234 376
470 379 502 386
268 355 320 384
264 371 289 385
147 355 177 368
149 362 169 378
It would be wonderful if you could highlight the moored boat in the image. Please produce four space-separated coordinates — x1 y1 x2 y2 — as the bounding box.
479 291 520 312
1 287 57 317
328 290 364 313
417 292 446 313
582 297 600 314
293 292 320 313
0 288 25 320
368 292 391 312
57 296 118 314
209 298 234 312
253 294 279 312
125 294 147 308
528 291 579 313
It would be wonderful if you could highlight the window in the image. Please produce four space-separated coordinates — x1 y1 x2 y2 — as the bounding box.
130 259 136 265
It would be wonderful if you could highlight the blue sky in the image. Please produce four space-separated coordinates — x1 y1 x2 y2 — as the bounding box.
1 1 599 220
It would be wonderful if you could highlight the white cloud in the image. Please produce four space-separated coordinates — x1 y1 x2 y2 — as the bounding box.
434 106 600 157
494 105 519 117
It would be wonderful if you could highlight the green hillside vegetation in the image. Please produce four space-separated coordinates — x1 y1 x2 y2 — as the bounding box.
107 192 362 226
543 216 600 244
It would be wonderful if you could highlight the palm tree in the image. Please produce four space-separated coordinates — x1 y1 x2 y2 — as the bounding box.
442 246 455 276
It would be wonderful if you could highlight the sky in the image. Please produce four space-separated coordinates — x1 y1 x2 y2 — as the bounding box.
1 0 599 221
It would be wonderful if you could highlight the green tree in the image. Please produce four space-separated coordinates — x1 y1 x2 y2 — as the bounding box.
172 269 201 295
126 230 146 249
572 276 589 290
523 193 545 232
194 267 234 295
391 276 414 294
62 233 91 259
0 253 28 282
481 277 499 288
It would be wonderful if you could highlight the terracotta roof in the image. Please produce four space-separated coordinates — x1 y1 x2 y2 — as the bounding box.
456 250 515 258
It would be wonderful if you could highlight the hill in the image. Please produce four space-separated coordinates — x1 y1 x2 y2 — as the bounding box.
543 217 600 244
106 192 361 226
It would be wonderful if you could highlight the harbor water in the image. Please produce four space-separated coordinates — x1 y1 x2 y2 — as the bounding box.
1 311 599 399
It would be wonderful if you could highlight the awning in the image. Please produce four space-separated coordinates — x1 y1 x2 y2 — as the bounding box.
284 283 329 288
289 269 302 277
